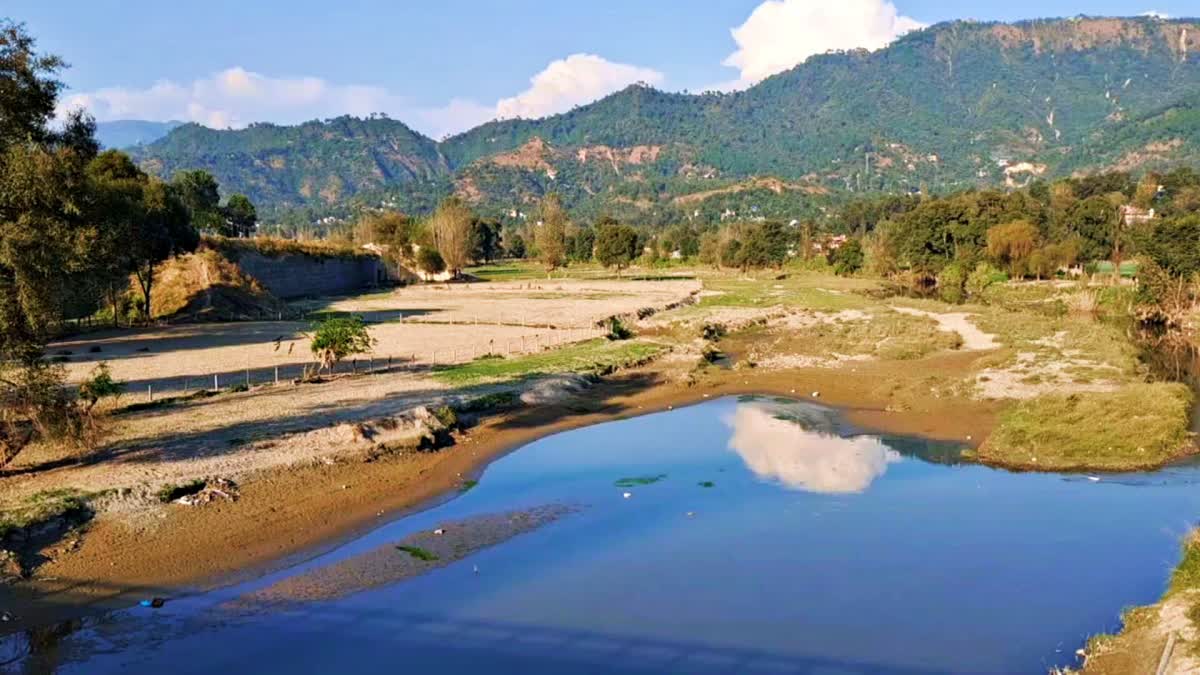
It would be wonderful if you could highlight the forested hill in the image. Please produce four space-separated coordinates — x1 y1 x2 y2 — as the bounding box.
131 16 1200 224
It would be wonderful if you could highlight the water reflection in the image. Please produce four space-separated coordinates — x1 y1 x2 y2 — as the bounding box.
726 400 901 493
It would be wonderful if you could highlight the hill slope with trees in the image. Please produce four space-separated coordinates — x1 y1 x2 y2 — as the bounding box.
130 17 1200 225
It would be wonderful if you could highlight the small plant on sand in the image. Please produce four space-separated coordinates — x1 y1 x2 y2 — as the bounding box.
77 363 124 413
605 317 633 341
309 316 375 374
397 545 439 561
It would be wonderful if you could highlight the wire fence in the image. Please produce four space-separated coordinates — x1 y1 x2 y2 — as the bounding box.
124 325 608 404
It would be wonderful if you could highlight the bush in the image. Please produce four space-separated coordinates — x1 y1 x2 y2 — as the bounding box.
417 247 445 275
828 239 864 276
605 317 633 341
78 363 124 413
936 263 967 304
965 262 1008 299
701 322 727 341
310 316 376 372
1 362 87 467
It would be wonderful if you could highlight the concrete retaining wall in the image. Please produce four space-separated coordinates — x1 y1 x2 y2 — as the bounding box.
232 250 387 299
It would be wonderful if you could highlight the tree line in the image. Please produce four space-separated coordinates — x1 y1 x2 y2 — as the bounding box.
0 21 259 466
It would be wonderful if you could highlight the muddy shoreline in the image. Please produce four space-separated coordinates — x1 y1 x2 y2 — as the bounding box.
3 353 1002 632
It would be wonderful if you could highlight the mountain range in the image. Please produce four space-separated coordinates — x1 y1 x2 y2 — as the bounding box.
125 16 1200 226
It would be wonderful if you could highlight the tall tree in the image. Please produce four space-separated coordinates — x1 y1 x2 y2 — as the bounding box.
171 169 223 233
535 193 568 273
986 220 1039 277
428 196 473 276
594 221 639 273
469 218 502 263
223 194 257 238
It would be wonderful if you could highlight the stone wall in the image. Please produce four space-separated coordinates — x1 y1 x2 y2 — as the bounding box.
231 250 387 299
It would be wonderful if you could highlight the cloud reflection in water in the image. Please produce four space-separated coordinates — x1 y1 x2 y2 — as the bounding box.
726 400 900 494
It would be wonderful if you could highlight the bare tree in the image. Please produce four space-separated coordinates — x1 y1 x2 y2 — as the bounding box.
429 197 473 277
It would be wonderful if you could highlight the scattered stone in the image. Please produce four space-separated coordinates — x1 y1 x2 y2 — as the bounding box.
811 391 820 398
622 492 632 499
0 611 13 622
433 528 445 535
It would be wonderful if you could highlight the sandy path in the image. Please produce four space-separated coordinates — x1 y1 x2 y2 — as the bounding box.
891 307 999 351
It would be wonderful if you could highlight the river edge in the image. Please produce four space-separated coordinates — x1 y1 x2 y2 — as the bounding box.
0 351 999 633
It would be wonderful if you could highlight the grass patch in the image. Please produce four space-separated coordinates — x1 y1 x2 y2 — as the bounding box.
698 481 715 488
397 545 439 561
118 388 217 414
0 489 97 540
156 479 207 503
977 383 1194 471
614 474 667 487
458 391 520 413
432 339 666 386
459 480 479 492
697 275 873 312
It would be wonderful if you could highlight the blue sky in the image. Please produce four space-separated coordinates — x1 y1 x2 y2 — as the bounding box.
7 0 1195 137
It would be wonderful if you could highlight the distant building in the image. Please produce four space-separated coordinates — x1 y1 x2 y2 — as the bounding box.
1119 205 1156 227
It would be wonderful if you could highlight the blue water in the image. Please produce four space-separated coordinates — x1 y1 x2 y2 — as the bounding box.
6 396 1200 674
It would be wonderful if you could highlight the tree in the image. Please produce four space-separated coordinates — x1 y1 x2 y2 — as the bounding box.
309 316 375 373
428 197 473 276
594 221 639 272
505 232 527 259
0 22 105 465
171 169 223 233
89 151 199 320
698 232 721 267
986 220 1039 277
223 194 257 238
416 247 445 276
1064 197 1117 262
572 226 595 261
1135 215 1200 278
469 218 502 263
535 193 568 272
0 20 62 152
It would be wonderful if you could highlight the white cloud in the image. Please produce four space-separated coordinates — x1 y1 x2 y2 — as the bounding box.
1141 10 1170 19
726 401 900 494
495 54 663 120
60 55 663 139
721 0 924 89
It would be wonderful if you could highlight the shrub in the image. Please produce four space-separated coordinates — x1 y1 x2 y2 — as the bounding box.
605 317 633 341
965 262 1007 299
416 247 445 275
828 239 864 276
78 363 124 413
936 263 967 304
310 316 376 372
701 322 727 341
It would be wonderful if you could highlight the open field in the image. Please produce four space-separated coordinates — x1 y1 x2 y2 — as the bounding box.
48 276 698 398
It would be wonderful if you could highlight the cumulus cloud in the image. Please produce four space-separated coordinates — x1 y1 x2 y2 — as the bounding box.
495 54 664 120
60 54 662 139
720 0 924 88
1141 10 1170 19
726 401 900 494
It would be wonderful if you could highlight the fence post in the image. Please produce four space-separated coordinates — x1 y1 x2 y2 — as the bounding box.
147 385 153 402
274 366 279 385
214 374 219 391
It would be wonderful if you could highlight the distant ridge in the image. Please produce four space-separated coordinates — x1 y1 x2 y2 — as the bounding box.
129 16 1200 224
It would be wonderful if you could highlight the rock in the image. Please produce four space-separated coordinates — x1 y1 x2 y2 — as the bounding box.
0 550 21 582
622 492 632 499
520 374 592 406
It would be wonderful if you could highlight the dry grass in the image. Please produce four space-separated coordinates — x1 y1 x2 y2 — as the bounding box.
976 383 1194 471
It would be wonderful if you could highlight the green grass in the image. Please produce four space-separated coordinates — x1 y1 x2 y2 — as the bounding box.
698 481 715 488
614 474 667 487
459 480 479 492
465 261 608 281
432 339 666 386
696 275 873 312
397 545 439 561
0 489 97 540
1169 531 1200 595
977 383 1194 471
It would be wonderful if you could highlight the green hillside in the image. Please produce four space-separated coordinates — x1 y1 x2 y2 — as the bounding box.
131 17 1200 225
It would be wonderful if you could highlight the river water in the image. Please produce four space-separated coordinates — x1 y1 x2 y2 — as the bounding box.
5 395 1200 674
